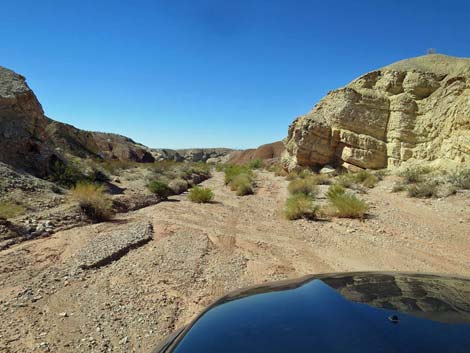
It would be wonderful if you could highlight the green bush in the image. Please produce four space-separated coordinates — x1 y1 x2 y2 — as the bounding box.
287 178 318 197
49 160 86 188
326 184 368 219
148 180 173 199
0 201 25 219
326 184 346 199
188 186 214 203
224 165 252 185
284 194 318 220
248 159 263 169
230 174 254 196
70 182 113 221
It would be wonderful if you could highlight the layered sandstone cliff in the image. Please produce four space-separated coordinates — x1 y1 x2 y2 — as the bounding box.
283 54 470 170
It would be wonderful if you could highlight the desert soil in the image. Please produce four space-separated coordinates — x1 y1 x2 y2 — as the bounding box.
1 171 469 353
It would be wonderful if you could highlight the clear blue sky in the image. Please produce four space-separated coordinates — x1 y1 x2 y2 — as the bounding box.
1 0 469 149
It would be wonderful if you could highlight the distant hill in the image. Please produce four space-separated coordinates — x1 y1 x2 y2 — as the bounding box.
227 141 284 165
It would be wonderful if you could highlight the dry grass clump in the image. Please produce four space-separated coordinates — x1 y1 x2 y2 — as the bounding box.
188 186 214 203
325 184 368 219
284 194 318 220
70 182 113 221
0 201 25 219
287 178 318 197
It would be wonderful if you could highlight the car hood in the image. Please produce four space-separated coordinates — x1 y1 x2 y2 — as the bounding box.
157 272 470 353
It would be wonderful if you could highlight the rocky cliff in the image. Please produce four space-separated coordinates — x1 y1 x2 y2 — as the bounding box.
0 66 154 176
283 54 470 170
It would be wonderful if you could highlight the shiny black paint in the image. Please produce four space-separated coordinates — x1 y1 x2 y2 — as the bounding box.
153 272 470 353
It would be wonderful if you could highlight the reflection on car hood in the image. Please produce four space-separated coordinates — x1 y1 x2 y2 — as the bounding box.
162 272 470 353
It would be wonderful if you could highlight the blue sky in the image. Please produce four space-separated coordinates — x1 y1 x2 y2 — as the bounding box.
1 0 469 149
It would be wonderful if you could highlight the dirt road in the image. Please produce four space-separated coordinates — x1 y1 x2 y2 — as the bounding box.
1 171 469 352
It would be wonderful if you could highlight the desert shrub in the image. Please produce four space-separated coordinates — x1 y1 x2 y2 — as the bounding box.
0 201 25 219
326 184 368 219
391 183 406 193
284 194 318 220
337 170 379 189
168 178 188 194
148 180 173 199
49 160 87 188
310 174 333 185
230 174 254 196
362 174 379 188
285 168 313 181
326 184 346 199
215 164 225 172
269 165 288 177
373 169 389 180
448 168 470 189
248 159 263 169
287 178 318 197
188 186 214 203
88 168 110 183
99 159 137 174
400 166 433 184
70 182 112 221
407 182 439 198
285 171 299 181
336 174 355 188
224 165 252 185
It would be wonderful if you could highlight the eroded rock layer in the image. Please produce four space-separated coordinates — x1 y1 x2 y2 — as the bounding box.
283 55 470 170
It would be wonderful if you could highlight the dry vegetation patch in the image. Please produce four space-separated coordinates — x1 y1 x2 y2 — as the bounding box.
70 182 113 222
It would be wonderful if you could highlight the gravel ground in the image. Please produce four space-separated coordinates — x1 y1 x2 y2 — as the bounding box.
0 171 469 353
